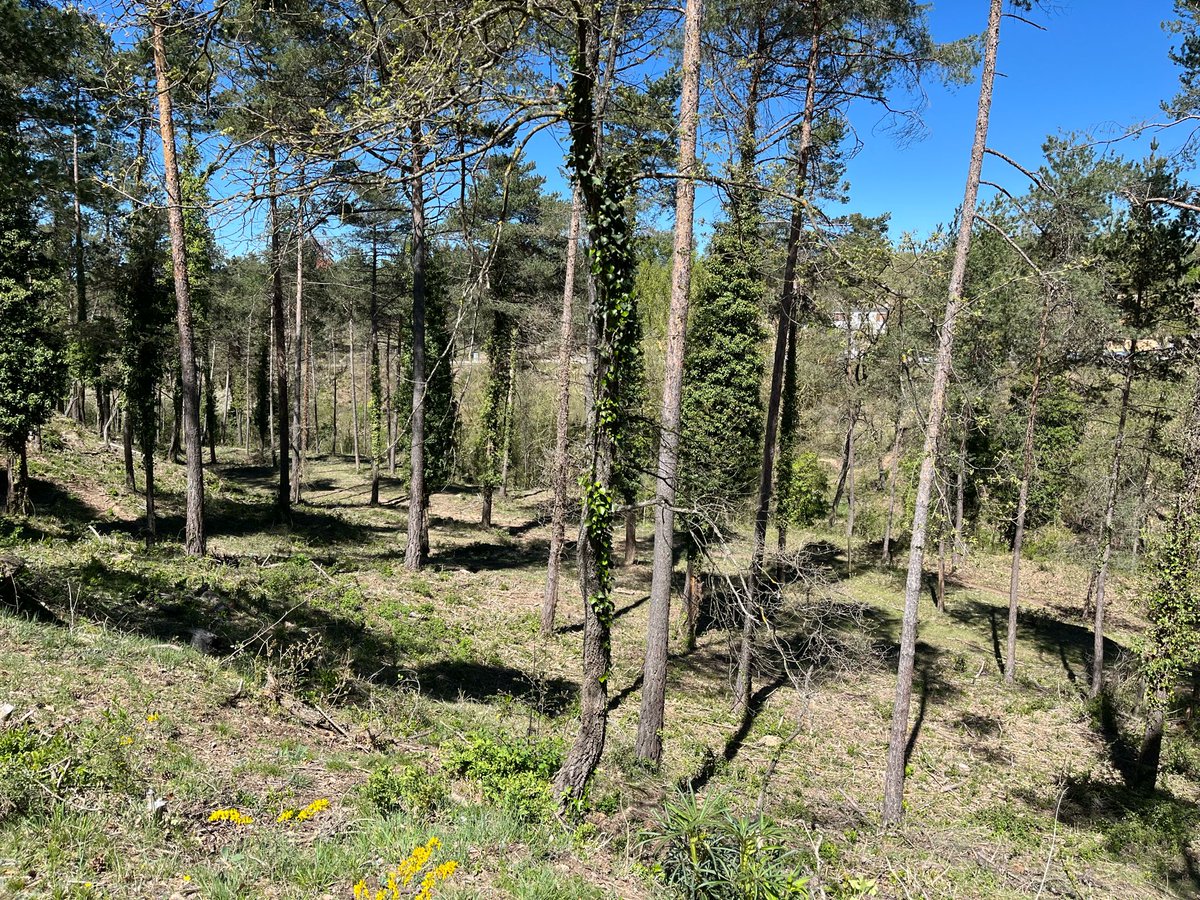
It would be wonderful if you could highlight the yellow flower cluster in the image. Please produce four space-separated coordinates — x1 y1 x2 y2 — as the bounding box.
146 713 160 723
352 838 458 900
207 807 254 826
277 797 330 825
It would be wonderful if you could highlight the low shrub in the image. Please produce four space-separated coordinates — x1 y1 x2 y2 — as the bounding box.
364 763 449 817
446 731 562 822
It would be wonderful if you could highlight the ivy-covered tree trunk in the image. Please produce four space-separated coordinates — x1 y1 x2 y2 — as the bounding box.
151 10 205 557
1091 355 1134 697
542 189 583 634
122 403 135 489
1005 290 1052 684
883 0 1002 825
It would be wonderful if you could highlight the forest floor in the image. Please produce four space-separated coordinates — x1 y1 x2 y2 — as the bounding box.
1 417 1198 900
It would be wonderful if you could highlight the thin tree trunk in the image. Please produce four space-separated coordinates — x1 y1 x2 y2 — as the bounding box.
542 188 583 634
151 13 205 557
386 327 396 477
369 231 381 504
845 413 856 576
1091 355 1134 697
404 125 429 571
632 0 702 764
330 345 338 455
683 545 701 651
735 16 822 716
291 197 305 505
623 508 637 566
72 91 87 425
122 402 136 489
349 319 361 472
268 145 289 516
882 0 1002 825
776 317 799 563
1005 292 1052 684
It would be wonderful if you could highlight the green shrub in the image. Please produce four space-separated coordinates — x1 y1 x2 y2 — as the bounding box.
0 723 133 820
446 731 562 822
363 763 449 817
640 791 809 899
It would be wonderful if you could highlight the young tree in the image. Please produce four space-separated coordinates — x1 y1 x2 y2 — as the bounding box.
882 0 1003 826
150 5 206 555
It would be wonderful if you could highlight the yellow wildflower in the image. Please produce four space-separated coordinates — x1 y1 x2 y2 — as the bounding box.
119 735 134 746
295 797 330 822
207 807 253 826
146 713 160 723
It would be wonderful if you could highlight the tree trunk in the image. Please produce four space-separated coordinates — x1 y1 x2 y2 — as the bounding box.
291 198 305 505
845 413 856 576
623 507 637 566
882 0 1002 826
633 0 702 764
369 232 382 504
244 314 252 456
151 14 205 557
386 328 396 478
168 375 181 463
268 145 290 517
542 188 583 634
72 93 87 425
481 485 493 528
349 319 361 472
143 434 157 543
776 317 799 565
404 125 429 571
122 403 136 489
683 545 701 652
735 18 822 716
1091 355 1134 698
1005 291 1052 684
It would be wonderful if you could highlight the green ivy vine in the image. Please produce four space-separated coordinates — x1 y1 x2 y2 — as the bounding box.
564 48 640 657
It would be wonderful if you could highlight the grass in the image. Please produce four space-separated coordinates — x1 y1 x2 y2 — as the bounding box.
0 417 1197 898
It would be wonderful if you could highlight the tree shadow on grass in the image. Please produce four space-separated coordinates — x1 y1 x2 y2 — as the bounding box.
429 538 551 573
407 659 577 717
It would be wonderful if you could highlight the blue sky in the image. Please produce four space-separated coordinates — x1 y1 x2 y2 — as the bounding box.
209 1 1189 253
822 0 1186 238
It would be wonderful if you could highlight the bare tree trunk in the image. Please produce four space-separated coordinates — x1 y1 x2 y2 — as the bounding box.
404 125 429 571
72 92 87 425
330 345 338 455
542 188 583 634
623 508 637 566
683 545 701 651
349 319 361 472
632 0 702 764
244 315 252 456
776 318 799 561
882 0 1002 825
291 198 305 505
369 232 381 505
386 328 396 477
735 18 822 716
268 145 289 516
1091 356 1134 697
845 414 856 576
151 13 205 557
1005 292 1052 684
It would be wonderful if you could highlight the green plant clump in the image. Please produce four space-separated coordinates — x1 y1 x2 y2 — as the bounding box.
446 731 563 822
363 763 449 817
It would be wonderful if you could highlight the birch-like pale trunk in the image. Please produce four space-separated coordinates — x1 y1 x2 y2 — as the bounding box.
882 0 1003 825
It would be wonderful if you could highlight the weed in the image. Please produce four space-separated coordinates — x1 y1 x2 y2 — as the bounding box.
364 764 449 818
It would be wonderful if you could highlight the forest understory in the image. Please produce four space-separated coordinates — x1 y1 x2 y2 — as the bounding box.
2 421 1197 900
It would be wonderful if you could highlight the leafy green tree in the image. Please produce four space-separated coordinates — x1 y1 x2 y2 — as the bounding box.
0 199 67 511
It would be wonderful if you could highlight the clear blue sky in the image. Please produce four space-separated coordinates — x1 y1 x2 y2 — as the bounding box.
819 0 1185 238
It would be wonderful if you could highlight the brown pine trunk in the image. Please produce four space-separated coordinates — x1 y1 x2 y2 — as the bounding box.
291 199 305 505
623 507 637 566
268 146 290 517
633 0 702 764
735 17 822 716
481 485 493 528
404 125 429 571
151 13 205 557
1091 356 1134 697
541 188 583 634
683 546 701 651
845 414 856 576
72 94 87 425
499 332 517 499
882 0 1002 825
1005 291 1052 684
